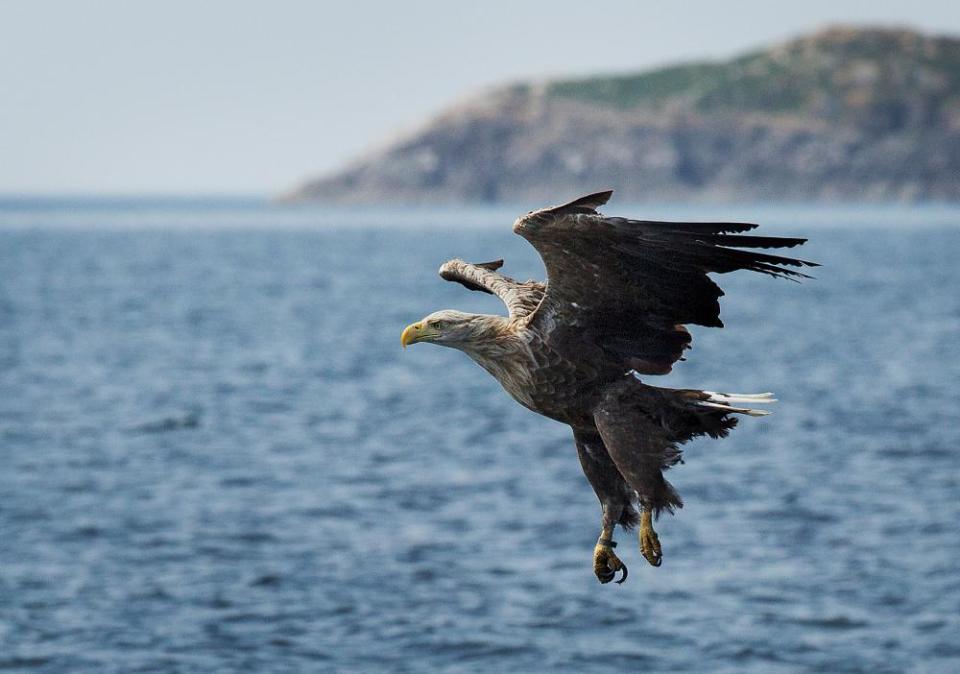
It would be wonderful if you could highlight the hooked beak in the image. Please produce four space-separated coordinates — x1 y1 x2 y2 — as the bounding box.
401 322 433 348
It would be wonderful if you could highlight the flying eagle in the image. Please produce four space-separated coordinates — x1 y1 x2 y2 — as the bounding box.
400 191 815 584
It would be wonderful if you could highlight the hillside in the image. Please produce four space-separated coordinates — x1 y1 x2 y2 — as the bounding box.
284 26 960 204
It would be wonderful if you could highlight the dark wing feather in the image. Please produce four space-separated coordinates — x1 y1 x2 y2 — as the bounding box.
513 190 817 374
594 379 742 516
593 382 685 516
438 259 545 319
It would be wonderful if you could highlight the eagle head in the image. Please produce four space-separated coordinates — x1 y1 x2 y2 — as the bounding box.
400 310 502 350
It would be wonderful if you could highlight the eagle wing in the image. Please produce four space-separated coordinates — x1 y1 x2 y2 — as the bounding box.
438 258 545 320
513 190 817 373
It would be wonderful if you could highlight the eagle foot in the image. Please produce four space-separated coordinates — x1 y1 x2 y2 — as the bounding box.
593 540 628 584
639 511 663 567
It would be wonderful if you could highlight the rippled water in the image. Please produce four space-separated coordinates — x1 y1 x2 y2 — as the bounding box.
0 200 958 672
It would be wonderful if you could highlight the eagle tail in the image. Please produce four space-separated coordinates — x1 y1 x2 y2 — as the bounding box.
697 390 777 417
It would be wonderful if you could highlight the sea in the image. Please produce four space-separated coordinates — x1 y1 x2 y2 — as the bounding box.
0 198 958 673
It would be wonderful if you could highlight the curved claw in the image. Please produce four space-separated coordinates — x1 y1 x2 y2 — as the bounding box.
615 562 629 584
593 543 627 585
640 539 663 566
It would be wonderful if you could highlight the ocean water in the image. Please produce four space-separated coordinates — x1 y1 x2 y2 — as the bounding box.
0 199 958 673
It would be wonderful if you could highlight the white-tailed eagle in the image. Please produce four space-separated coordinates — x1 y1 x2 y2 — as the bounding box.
401 191 815 584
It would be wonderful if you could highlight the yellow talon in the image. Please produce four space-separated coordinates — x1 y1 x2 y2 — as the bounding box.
639 510 663 567
593 541 628 584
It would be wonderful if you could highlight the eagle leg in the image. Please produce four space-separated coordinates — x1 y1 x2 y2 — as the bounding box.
639 509 663 567
594 525 628 584
574 428 636 584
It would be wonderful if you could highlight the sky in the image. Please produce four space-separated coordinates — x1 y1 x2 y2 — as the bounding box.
3 0 960 195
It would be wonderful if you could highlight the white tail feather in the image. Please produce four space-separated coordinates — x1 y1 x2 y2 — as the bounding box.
703 391 777 404
697 390 777 416
697 401 771 417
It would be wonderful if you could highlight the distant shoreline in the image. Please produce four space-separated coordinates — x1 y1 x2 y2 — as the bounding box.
286 26 960 206
1 199 958 233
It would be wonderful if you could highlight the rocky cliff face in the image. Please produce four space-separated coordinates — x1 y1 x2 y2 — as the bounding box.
284 27 960 204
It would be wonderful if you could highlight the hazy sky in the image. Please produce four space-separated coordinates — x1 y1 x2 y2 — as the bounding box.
3 1 959 195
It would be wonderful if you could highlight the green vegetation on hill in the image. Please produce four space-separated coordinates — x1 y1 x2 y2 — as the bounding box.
547 62 731 110
545 27 960 124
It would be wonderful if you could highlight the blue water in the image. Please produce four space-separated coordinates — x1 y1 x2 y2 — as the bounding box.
0 200 958 672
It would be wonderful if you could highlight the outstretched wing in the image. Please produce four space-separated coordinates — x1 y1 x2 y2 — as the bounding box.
438 258 545 320
513 190 817 374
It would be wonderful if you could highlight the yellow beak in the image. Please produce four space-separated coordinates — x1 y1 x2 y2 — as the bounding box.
401 322 424 348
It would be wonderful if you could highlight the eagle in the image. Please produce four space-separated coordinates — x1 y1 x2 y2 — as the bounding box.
400 191 815 584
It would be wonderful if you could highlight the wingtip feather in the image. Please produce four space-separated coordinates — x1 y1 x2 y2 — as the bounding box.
567 189 614 211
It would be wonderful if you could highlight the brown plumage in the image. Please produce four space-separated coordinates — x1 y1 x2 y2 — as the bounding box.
401 190 815 582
